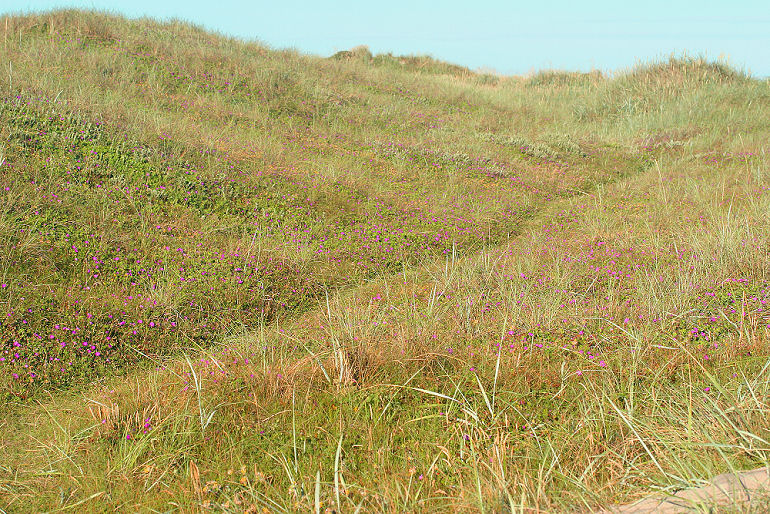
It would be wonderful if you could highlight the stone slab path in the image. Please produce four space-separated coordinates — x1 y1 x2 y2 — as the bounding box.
603 467 770 513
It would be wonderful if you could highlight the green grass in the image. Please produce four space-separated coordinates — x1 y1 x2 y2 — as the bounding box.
1 9 769 513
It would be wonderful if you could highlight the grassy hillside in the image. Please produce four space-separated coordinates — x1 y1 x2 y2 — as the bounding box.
1 9 769 512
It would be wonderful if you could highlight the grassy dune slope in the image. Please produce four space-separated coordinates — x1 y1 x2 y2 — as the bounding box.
1 10 769 513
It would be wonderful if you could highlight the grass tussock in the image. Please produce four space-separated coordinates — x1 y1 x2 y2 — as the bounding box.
526 69 604 88
1 9 769 513
623 55 750 88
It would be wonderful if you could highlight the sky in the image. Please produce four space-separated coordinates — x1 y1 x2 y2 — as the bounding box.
2 0 769 77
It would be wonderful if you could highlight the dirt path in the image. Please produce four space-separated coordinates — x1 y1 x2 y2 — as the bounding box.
604 467 770 513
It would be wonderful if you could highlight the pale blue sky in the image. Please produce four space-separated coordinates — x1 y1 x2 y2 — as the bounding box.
3 1 769 76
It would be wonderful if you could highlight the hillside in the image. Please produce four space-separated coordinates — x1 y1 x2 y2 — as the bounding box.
1 10 769 512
